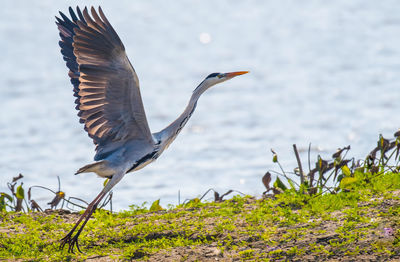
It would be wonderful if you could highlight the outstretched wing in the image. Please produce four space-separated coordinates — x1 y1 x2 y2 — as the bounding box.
56 6 153 160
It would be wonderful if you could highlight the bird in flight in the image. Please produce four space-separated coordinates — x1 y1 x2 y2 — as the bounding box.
56 6 248 253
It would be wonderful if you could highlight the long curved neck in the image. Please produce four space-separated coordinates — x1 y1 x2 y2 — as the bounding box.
154 81 210 151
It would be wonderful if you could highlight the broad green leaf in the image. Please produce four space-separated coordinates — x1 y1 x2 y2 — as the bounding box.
0 196 5 211
341 165 351 177
16 185 24 200
1 192 13 202
318 156 322 170
340 177 357 189
185 198 201 208
150 199 163 212
273 177 287 191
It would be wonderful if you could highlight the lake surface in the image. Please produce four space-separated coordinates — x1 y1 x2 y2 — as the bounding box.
1 0 400 211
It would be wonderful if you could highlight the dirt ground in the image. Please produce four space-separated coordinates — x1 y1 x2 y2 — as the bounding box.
67 197 400 261
2 194 400 261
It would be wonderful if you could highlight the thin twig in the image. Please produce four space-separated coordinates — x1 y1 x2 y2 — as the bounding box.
293 144 304 185
308 143 312 174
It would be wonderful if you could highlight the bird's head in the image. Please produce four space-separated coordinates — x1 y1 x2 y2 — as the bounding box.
205 71 249 85
194 71 249 95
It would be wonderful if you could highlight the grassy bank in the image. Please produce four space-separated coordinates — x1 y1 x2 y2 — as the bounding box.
1 170 400 261
2 134 400 261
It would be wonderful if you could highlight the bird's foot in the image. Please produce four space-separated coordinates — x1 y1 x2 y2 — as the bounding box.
59 192 104 253
60 231 82 253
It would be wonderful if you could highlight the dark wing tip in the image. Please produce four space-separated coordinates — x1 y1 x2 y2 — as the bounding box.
76 6 86 23
69 6 78 22
58 11 72 24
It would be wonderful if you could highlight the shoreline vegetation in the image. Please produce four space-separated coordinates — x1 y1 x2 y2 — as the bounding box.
2 132 400 261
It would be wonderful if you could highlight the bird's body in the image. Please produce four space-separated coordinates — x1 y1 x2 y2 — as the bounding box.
76 138 156 177
56 6 248 253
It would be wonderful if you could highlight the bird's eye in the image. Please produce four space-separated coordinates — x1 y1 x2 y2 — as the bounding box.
207 73 220 79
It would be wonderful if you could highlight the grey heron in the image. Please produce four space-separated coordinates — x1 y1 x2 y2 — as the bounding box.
56 6 248 253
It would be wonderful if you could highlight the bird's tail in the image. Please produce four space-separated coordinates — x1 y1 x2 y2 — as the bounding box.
75 160 109 176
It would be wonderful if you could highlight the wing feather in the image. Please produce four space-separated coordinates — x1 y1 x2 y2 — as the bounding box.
56 6 153 160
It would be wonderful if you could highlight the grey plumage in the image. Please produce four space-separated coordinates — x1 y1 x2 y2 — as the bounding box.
56 6 248 253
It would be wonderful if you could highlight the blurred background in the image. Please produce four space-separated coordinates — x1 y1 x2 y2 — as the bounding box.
1 0 400 211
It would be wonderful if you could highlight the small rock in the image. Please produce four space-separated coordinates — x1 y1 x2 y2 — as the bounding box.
205 247 222 257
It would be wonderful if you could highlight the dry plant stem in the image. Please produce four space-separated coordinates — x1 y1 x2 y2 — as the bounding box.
270 170 300 188
199 188 215 201
293 144 305 184
321 171 337 191
382 147 397 167
273 156 300 187
100 192 112 212
29 185 57 195
66 197 89 210
308 143 312 173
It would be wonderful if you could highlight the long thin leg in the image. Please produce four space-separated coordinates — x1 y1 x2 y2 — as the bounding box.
60 190 106 253
60 171 125 253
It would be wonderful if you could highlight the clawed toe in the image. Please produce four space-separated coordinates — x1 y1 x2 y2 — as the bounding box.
59 191 105 253
60 233 83 253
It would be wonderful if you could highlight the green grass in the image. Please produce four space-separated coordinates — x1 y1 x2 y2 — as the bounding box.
1 171 400 260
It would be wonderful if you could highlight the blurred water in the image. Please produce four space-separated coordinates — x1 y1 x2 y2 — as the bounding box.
1 0 400 211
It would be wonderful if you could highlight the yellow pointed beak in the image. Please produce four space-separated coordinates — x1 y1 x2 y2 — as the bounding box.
225 71 249 77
